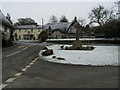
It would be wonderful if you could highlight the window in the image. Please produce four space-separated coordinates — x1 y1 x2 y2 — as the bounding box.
24 29 27 32
5 27 9 32
31 29 33 32
19 29 21 32
38 29 40 32
5 27 10 33
19 35 21 39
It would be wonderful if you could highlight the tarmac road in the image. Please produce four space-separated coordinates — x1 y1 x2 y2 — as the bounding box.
2 43 43 82
2 42 119 88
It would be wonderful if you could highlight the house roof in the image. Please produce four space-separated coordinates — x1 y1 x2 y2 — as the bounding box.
44 22 76 34
0 10 14 28
15 25 42 29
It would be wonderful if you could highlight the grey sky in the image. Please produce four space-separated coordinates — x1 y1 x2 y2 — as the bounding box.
1 2 116 25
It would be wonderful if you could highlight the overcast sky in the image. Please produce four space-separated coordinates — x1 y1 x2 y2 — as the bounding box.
1 0 117 25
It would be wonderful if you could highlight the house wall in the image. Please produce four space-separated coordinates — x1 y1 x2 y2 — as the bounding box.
52 31 65 39
15 28 42 40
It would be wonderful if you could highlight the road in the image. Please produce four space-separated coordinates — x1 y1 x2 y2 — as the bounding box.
2 42 119 88
2 43 43 87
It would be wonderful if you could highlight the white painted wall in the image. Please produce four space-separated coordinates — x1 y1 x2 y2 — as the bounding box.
1 25 5 31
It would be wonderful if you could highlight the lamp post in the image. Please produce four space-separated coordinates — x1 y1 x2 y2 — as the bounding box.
48 26 51 44
42 18 44 29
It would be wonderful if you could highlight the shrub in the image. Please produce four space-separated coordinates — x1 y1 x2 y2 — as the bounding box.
52 56 56 58
57 57 65 60
90 46 94 50
42 47 48 50
42 49 53 56
65 46 69 50
60 45 64 50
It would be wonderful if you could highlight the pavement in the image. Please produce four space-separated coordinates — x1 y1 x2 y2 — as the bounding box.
1 41 119 88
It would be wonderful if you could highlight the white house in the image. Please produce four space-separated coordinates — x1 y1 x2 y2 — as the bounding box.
44 22 77 38
15 25 42 40
0 10 14 47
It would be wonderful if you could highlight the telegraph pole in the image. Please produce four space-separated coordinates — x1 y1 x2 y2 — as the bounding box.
42 18 44 29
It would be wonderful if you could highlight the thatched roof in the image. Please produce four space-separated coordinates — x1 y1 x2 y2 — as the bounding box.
44 22 76 34
0 10 14 28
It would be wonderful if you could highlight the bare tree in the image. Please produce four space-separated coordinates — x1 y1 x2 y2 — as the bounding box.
6 13 13 24
78 17 86 26
59 15 68 22
89 5 115 26
115 1 120 20
49 15 58 23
